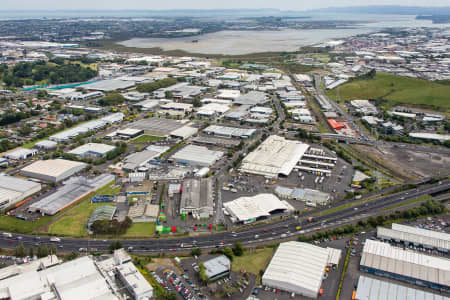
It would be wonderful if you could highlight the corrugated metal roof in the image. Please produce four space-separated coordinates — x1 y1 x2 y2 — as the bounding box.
360 240 450 286
355 275 450 300
262 242 341 297
378 225 450 251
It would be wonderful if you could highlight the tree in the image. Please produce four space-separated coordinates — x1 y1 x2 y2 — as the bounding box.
198 262 207 283
191 248 201 257
232 242 244 256
99 93 125 106
29 246 34 258
15 243 26 257
37 89 48 98
109 240 123 252
165 91 173 99
222 247 234 261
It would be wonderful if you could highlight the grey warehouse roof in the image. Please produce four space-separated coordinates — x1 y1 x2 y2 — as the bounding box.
204 255 231 279
355 275 450 300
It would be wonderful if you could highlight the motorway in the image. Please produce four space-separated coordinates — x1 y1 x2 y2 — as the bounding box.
1 179 448 254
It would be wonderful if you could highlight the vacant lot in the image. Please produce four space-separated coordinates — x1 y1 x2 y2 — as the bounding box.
326 73 450 110
122 222 156 237
232 248 275 276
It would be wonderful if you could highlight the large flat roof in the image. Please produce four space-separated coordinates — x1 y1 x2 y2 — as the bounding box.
361 240 450 287
262 242 341 298
21 159 87 178
356 275 450 300
0 175 41 194
0 256 118 300
171 145 223 167
204 255 231 279
83 79 135 92
69 143 116 156
240 135 309 178
223 193 288 222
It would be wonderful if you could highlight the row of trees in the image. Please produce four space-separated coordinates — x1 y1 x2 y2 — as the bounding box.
298 200 446 242
14 243 57 258
136 78 178 93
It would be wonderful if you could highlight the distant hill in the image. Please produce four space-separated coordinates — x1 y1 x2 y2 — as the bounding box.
325 73 450 111
309 5 450 16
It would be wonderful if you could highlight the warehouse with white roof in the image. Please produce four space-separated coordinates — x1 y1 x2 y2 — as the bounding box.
240 135 309 178
355 275 450 300
21 159 87 183
69 143 116 157
203 125 257 139
377 223 450 252
171 145 223 167
0 175 41 209
262 241 342 299
360 239 450 291
223 193 290 223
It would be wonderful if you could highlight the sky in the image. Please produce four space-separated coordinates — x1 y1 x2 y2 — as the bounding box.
2 0 450 11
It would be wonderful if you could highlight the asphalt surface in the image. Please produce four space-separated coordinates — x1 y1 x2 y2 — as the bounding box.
1 178 448 254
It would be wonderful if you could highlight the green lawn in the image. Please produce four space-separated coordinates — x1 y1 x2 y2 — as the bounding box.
0 215 52 234
130 135 164 144
232 248 275 275
122 222 156 237
326 72 450 110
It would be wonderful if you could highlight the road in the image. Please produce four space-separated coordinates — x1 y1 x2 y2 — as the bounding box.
1 179 448 253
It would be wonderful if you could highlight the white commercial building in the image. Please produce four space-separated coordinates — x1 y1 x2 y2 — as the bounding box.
240 135 309 178
0 175 41 209
0 256 118 300
21 159 87 182
69 143 116 157
262 241 342 299
4 148 37 160
223 193 289 223
171 145 223 167
203 125 257 139
360 240 450 291
116 262 154 300
170 125 199 140
378 223 450 252
355 275 450 300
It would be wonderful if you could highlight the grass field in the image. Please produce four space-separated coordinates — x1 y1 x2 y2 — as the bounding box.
122 222 156 237
0 215 52 234
326 72 450 111
232 248 275 275
47 181 120 237
130 135 164 144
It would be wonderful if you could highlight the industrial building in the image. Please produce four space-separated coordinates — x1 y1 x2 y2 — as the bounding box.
82 79 135 92
122 146 169 171
240 135 309 178
29 174 114 215
223 193 291 223
0 175 41 209
203 255 231 282
4 148 37 160
170 125 198 140
128 117 185 136
377 223 450 253
87 205 117 228
49 113 124 142
355 275 450 300
234 91 268 106
262 241 342 299
360 240 450 292
350 100 378 115
21 159 87 182
180 178 214 219
274 186 330 206
196 103 230 117
34 140 58 150
171 145 223 167
203 125 257 139
69 143 116 158
0 249 152 300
